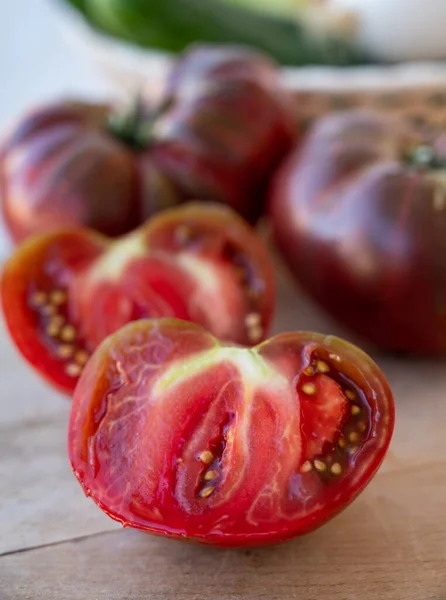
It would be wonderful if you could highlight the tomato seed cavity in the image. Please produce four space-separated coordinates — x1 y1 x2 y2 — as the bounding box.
196 412 235 499
28 287 90 378
298 352 371 481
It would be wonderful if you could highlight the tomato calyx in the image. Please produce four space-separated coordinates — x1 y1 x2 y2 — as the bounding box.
106 96 153 151
106 96 177 151
405 143 446 170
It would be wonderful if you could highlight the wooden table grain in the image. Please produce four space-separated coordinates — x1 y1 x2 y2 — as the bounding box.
1 259 445 600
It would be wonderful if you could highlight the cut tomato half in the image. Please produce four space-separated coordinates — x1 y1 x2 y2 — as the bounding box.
1 204 274 394
69 319 394 548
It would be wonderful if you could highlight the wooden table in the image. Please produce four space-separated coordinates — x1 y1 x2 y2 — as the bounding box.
1 258 445 600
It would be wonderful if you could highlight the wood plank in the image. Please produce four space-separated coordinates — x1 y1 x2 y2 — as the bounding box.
1 463 445 600
0 418 118 555
0 314 69 430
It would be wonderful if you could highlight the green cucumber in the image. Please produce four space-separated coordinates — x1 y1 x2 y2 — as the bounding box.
224 0 305 18
66 0 370 66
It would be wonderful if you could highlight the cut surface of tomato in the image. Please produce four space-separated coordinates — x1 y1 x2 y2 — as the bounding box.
1 204 274 394
69 319 394 548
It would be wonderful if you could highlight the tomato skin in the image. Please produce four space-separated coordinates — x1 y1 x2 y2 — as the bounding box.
1 47 295 244
1 204 275 394
68 319 394 548
270 110 446 355
0 101 150 243
152 45 296 223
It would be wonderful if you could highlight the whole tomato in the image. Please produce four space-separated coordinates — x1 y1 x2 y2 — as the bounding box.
1 203 275 394
0 100 162 243
270 110 446 355
69 318 394 548
150 44 296 223
1 45 295 244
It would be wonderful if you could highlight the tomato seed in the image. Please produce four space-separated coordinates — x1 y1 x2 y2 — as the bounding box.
49 290 66 305
49 315 65 328
245 313 263 343
57 345 74 359
75 350 90 366
199 450 214 465
301 383 316 395
358 422 367 433
314 460 327 473
199 486 215 498
331 462 342 475
316 360 330 373
349 432 360 443
247 324 263 343
245 313 261 328
345 389 356 401
30 291 47 306
338 438 346 449
60 325 76 343
351 405 361 416
47 322 62 337
303 366 314 376
65 363 82 377
204 470 219 481
300 460 312 473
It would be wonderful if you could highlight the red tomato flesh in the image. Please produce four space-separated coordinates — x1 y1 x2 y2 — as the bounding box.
1 204 274 394
69 319 394 548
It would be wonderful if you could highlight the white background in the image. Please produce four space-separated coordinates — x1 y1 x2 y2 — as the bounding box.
0 0 111 128
0 0 114 255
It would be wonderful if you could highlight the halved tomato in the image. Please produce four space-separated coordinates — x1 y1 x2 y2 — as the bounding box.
69 318 394 548
1 204 274 394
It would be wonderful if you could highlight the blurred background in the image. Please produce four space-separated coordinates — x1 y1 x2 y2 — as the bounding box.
5 0 446 131
0 0 112 256
1 0 110 128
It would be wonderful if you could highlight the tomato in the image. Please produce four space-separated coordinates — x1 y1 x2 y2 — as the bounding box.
68 318 394 548
150 44 296 223
270 110 446 355
0 100 169 243
1 204 274 394
1 46 295 244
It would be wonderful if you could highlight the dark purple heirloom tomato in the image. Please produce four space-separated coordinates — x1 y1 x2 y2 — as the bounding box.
270 110 446 355
1 46 295 244
0 101 151 242
151 44 296 223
